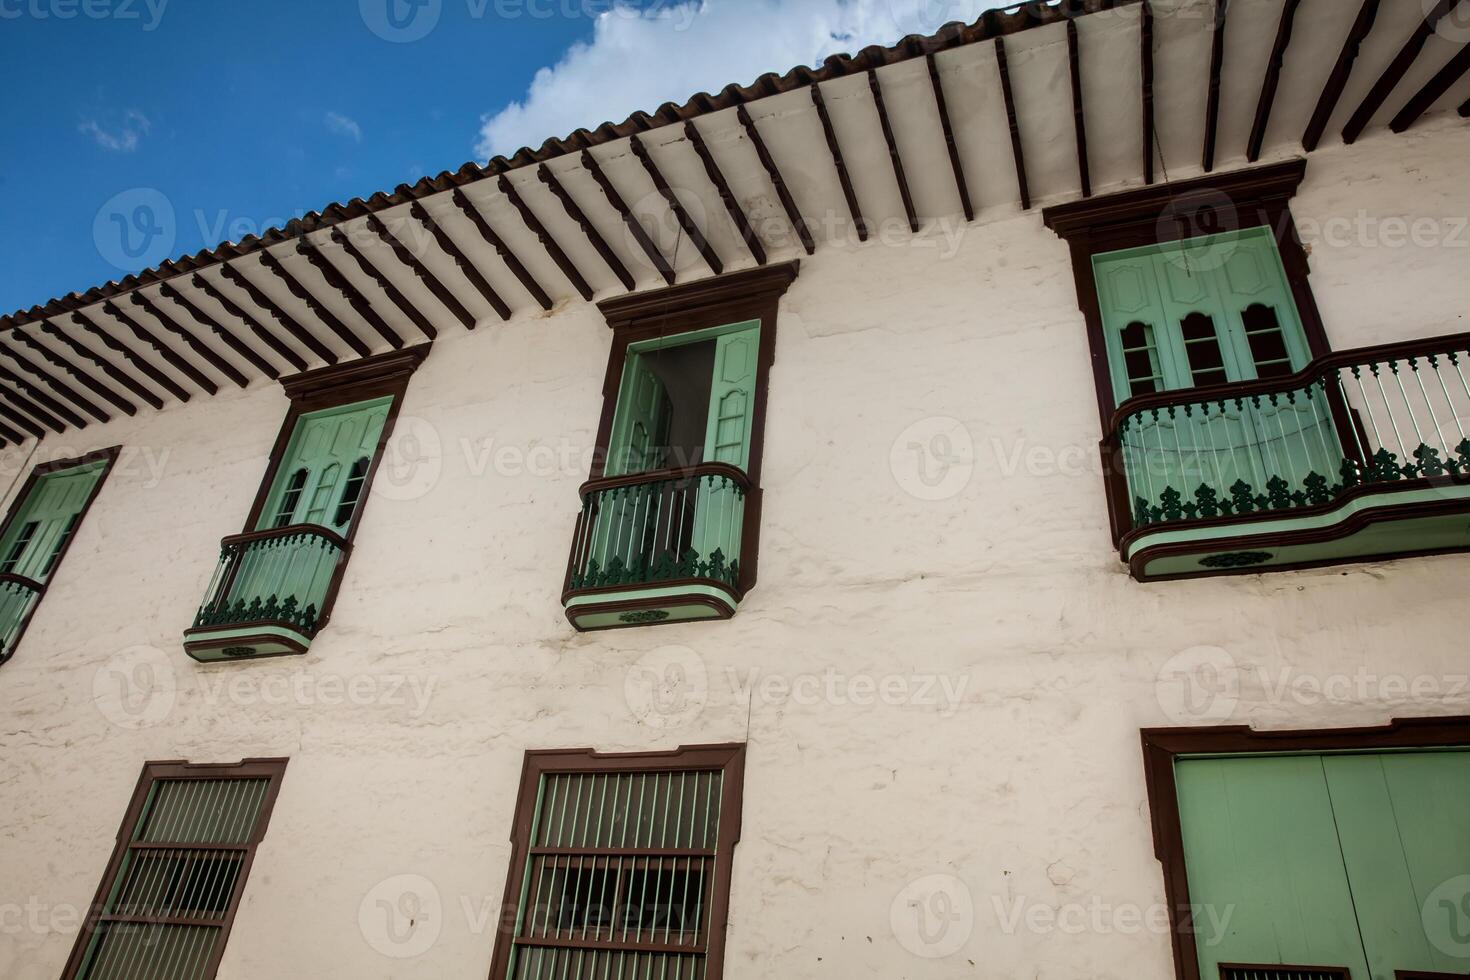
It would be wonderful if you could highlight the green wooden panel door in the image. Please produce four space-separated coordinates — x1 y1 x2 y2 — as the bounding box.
606 356 672 478
257 396 391 534
692 323 759 570
1327 751 1470 979
0 459 108 583
1176 755 1374 979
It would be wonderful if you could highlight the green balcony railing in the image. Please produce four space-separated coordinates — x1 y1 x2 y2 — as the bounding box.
192 524 349 639
564 463 750 598
1106 334 1470 533
0 573 42 663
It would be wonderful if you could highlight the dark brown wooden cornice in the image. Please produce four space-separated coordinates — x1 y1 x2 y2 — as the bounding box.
14 330 133 416
156 281 274 382
1341 0 1459 144
809 83 869 240
51 317 164 410
995 36 1031 210
328 227 438 341
1066 18 1092 198
450 188 553 311
258 249 373 359
0 367 80 430
1304 0 1382 150
96 303 194 401
868 69 919 233
927 53 975 221
1390 40 1470 133
128 292 236 391
191 273 306 372
0 340 109 423
280 342 432 403
219 263 339 364
395 206 507 325
1043 158 1307 240
1202 0 1229 172
297 239 404 350
598 261 799 333
1141 0 1155 184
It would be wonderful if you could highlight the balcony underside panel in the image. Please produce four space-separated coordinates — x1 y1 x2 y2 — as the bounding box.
182 622 312 663
1128 484 1470 580
564 582 738 632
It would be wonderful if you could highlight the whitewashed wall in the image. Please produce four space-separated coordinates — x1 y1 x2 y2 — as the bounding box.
1 117 1468 980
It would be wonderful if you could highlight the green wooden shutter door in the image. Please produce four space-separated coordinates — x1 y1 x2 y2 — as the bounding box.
606 356 671 478
256 396 391 533
1327 751 1470 979
702 323 760 471
0 460 107 583
1176 755 1373 979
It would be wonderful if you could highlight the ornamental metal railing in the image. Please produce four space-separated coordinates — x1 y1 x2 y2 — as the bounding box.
0 573 42 662
564 462 751 596
192 524 349 636
1107 333 1470 532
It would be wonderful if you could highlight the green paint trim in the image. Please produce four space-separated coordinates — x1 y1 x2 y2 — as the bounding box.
183 622 311 663
565 582 739 610
627 318 760 354
1126 483 1470 558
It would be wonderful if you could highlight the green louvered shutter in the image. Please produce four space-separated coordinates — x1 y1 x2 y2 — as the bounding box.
690 323 758 573
0 459 108 584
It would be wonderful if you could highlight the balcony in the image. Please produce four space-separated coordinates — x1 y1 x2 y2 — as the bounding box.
183 524 349 662
0 574 42 664
1106 333 1470 579
562 463 753 631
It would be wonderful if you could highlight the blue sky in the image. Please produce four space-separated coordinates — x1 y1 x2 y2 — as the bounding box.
1 0 997 317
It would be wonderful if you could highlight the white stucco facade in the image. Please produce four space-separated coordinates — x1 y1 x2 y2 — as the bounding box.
2 116 1468 979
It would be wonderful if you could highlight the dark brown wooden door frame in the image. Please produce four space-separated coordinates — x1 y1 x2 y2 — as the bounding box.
227 344 431 634
487 743 747 980
1140 716 1470 980
587 262 798 595
59 757 289 980
0 444 120 665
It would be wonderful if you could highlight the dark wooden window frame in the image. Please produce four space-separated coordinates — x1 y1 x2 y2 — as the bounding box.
0 444 120 665
59 757 289 980
574 262 799 605
1141 716 1470 980
1041 159 1332 545
204 344 431 649
488 743 747 980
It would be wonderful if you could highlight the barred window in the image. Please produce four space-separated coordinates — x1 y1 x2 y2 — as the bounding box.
62 759 287 980
491 744 746 980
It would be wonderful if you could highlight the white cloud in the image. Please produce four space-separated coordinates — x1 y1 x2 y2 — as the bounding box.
78 109 151 152
475 0 1004 159
325 111 364 142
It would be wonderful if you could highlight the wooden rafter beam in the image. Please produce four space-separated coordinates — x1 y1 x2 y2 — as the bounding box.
97 303 196 401
450 188 554 311
995 37 1032 211
297 239 404 350
218 264 337 365
579 150 675 286
683 121 766 264
629 134 723 276
0 365 84 430
1247 0 1302 162
14 329 135 416
0 393 48 439
1303 0 1382 151
810 83 869 241
378 210 496 327
0 340 109 423
1390 41 1470 132
498 174 594 302
868 69 920 233
1141 0 1155 185
329 227 437 341
927 53 975 221
157 282 274 381
1066 18 1092 198
1202 0 1229 173
1342 0 1459 144
537 164 637 289
0 417 22 444
190 273 307 372
736 105 815 255
257 249 373 359
50 318 163 411
131 292 240 390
